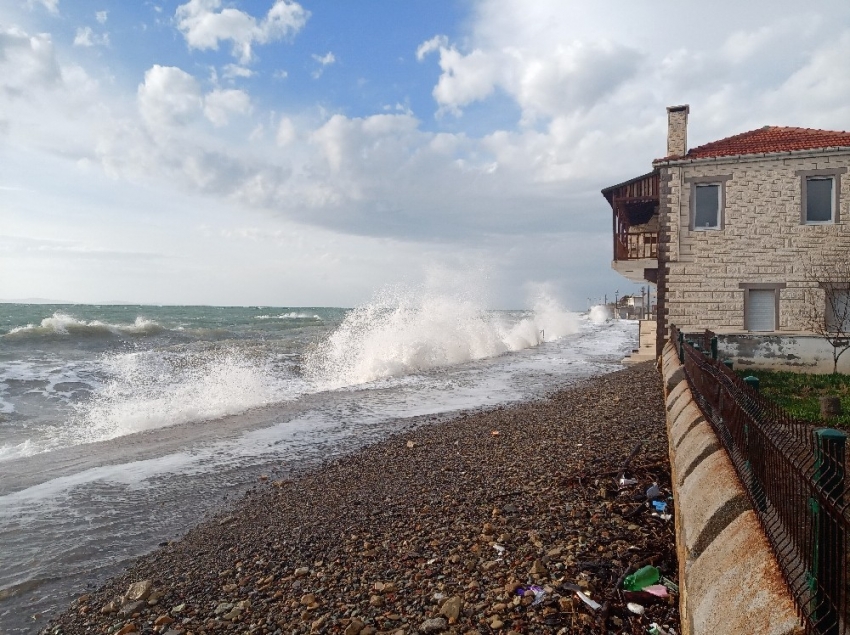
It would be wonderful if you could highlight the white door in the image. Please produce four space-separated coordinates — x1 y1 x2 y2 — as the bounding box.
747 289 776 331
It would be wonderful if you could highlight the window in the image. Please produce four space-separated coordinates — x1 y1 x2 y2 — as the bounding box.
694 184 720 229
686 175 731 231
805 176 834 223
740 283 786 332
797 168 845 225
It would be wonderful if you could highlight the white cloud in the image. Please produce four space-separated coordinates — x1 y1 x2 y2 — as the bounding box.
415 35 448 61
175 0 309 64
74 26 109 47
222 63 254 79
27 0 59 15
95 10 108 24
276 116 295 146
203 88 251 126
0 27 62 95
137 65 203 129
311 51 335 78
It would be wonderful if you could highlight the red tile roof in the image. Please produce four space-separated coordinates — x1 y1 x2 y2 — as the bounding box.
656 126 850 162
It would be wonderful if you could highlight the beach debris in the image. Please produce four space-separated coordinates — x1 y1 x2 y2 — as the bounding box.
406 440 415 448
652 500 668 513
623 565 661 591
575 590 600 610
627 602 646 615
493 544 506 555
661 577 680 594
491 430 500 436
619 476 638 487
646 483 662 500
648 623 673 635
642 584 670 598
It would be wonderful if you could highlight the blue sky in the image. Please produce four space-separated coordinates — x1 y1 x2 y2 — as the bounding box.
2 1 850 307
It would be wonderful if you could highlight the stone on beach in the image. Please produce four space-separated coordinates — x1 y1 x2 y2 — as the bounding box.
42 363 679 635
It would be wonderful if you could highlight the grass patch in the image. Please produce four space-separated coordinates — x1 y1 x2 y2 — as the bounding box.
735 369 850 428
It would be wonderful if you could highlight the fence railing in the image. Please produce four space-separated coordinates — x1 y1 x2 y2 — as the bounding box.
670 325 849 635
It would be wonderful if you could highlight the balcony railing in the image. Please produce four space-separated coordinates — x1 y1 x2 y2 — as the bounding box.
615 230 658 260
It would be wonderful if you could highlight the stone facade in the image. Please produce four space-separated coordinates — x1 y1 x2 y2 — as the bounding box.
656 149 850 335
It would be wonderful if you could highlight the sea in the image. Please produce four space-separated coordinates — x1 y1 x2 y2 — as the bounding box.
0 292 636 632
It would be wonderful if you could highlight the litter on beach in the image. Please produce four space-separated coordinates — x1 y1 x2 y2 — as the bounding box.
619 476 638 487
627 602 645 614
575 590 600 610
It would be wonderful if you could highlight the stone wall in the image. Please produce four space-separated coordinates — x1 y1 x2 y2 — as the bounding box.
660 343 803 635
657 149 850 333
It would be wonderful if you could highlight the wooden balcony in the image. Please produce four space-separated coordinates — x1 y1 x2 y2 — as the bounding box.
602 171 660 284
616 230 658 260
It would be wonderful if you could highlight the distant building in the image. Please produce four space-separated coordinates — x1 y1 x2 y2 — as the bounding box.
603 105 850 372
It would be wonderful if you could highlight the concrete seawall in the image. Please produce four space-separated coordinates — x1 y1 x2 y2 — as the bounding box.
660 341 804 635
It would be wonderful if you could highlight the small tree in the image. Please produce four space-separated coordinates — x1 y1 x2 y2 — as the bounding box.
801 252 850 374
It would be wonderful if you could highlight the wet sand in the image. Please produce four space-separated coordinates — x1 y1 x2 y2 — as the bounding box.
43 362 678 635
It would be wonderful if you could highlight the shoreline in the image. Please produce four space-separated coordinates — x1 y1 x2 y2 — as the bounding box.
42 362 679 634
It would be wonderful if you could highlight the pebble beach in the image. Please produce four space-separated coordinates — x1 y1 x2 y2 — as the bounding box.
42 361 679 635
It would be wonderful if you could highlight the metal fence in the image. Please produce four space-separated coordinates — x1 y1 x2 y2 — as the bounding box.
670 324 849 635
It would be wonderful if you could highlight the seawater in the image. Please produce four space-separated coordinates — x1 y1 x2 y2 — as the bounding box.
0 293 636 632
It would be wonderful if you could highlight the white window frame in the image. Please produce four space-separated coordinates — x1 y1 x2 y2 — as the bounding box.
740 282 786 333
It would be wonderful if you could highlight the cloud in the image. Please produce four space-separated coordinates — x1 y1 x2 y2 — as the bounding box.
26 0 59 15
415 35 448 61
95 10 107 24
311 51 335 78
222 63 254 79
417 33 640 119
203 88 251 126
137 64 203 129
73 26 110 47
276 116 295 146
0 27 62 97
174 0 309 64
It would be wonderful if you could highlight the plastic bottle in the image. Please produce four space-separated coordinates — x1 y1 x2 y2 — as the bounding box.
623 565 661 591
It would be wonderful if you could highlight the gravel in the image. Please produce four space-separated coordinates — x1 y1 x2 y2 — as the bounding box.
43 361 679 635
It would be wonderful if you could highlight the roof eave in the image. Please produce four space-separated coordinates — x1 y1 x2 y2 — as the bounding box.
652 145 850 167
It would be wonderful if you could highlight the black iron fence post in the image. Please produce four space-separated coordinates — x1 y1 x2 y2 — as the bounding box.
810 428 846 635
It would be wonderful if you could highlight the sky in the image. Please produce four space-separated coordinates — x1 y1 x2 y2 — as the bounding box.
2 0 850 308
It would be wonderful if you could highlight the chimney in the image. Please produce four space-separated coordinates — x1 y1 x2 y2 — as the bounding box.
666 104 689 157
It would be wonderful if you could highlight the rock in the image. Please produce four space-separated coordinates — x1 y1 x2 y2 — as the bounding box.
440 596 462 622
154 615 175 627
529 559 547 575
344 618 365 635
100 600 119 615
406 440 415 448
301 593 317 606
214 602 234 615
222 583 238 593
170 603 185 614
419 617 448 633
482 522 495 535
118 601 145 618
489 618 504 630
116 624 137 635
294 567 310 578
360 628 377 635
222 607 242 620
124 580 152 602
311 616 328 633
369 594 384 607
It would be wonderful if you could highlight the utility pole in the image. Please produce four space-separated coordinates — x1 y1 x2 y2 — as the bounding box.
614 290 619 319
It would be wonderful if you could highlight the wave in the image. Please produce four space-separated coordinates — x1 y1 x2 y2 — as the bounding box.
254 313 321 320
5 312 164 339
74 348 304 442
588 305 612 324
303 288 579 388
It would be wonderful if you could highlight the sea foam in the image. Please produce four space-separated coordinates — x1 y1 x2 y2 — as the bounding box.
303 288 579 388
5 312 163 338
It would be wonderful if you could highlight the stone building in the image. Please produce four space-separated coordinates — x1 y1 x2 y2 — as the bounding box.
603 105 850 372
